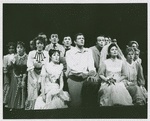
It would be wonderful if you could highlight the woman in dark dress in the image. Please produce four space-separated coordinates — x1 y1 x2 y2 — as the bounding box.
7 41 28 109
3 42 15 106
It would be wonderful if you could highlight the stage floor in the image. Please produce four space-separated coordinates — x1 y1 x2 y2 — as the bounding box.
3 105 147 119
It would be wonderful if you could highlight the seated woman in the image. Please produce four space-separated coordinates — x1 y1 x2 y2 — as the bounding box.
98 43 133 106
34 50 70 109
124 47 147 105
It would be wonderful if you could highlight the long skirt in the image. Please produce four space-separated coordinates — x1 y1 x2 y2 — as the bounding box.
7 71 26 109
34 83 70 109
25 71 40 110
98 82 133 106
3 73 10 104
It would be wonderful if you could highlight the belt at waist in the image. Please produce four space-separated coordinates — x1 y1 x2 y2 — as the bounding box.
68 75 86 82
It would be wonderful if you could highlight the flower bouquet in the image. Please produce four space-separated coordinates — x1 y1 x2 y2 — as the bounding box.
107 78 116 86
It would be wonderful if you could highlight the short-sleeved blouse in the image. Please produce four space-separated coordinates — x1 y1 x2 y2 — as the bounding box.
99 58 126 82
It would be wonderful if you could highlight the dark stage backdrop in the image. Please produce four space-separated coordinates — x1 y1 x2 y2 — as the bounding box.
3 4 147 87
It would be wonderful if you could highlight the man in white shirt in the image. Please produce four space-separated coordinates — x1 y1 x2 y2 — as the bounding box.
66 33 97 107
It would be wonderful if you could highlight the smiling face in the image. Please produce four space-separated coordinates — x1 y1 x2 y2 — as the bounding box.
74 35 85 47
50 34 59 44
63 36 72 47
36 40 44 51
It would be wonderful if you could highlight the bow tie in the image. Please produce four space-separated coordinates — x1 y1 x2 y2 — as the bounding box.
65 47 70 51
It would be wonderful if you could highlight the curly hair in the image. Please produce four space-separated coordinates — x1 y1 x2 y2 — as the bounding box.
17 41 25 48
125 47 135 57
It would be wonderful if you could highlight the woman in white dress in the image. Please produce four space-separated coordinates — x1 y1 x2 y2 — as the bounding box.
34 49 70 109
98 43 133 106
26 37 49 110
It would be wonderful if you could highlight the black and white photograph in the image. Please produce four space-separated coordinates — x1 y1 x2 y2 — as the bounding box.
1 1 148 119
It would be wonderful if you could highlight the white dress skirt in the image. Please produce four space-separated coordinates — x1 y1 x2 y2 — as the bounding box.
34 62 70 109
98 59 133 106
26 50 49 109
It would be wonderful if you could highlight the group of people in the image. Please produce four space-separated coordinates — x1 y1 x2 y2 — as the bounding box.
3 32 147 110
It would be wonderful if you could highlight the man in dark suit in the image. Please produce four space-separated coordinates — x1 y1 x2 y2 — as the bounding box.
62 36 74 56
90 35 105 72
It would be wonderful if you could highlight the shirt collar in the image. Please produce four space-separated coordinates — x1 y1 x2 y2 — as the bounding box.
95 45 102 52
50 43 59 47
64 46 71 50
50 61 59 66
74 46 88 54
18 53 27 59
36 50 43 53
